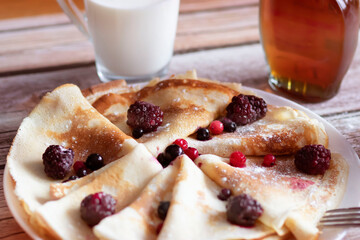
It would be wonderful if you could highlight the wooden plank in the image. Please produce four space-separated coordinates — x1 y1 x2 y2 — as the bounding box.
0 6 259 75
0 0 257 26
1 233 31 240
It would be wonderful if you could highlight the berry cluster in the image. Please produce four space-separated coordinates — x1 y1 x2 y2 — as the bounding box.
42 145 105 182
127 101 164 139
295 144 331 175
195 118 237 141
80 192 116 227
42 145 74 179
226 194 263 227
226 94 267 126
157 139 200 167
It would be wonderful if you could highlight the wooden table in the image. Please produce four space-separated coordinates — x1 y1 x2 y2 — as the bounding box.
1 0 359 239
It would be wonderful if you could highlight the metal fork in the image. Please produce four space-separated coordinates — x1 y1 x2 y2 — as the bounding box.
319 207 360 228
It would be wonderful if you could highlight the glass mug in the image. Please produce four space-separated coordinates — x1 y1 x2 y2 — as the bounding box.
57 0 180 82
260 0 360 101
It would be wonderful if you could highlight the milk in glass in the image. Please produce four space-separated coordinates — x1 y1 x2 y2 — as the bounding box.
85 0 180 81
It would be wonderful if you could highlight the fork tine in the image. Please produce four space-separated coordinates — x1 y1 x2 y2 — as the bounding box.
320 218 360 223
318 207 360 228
325 207 360 214
322 213 360 219
319 223 360 228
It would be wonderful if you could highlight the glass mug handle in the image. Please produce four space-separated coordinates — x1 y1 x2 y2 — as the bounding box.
56 0 89 37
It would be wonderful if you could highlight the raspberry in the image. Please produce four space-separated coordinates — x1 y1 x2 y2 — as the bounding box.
173 139 188 150
80 192 116 227
226 194 263 227
86 154 104 171
196 127 210 141
295 145 331 175
184 147 199 161
157 201 170 220
221 118 237 132
226 94 267 126
127 101 164 133
262 154 276 167
218 188 232 201
229 151 246 168
209 120 224 135
42 145 74 179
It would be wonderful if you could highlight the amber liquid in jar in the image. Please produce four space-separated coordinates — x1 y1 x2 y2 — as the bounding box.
260 0 359 101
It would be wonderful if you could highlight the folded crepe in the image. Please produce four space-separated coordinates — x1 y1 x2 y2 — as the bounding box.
93 155 180 240
93 78 241 156
35 144 163 240
91 72 327 157
186 105 328 157
96 154 277 240
6 84 137 219
195 153 348 240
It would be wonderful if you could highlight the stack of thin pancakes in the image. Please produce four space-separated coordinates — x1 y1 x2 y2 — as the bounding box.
6 71 348 240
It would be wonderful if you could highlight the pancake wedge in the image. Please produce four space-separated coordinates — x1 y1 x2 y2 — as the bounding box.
186 105 328 157
195 153 348 240
93 78 241 156
35 144 163 240
94 157 180 240
7 84 137 218
157 155 276 240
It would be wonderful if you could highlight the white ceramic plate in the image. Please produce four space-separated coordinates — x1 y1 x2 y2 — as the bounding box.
4 87 360 240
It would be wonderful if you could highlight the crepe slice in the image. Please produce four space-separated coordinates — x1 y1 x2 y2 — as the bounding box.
195 153 348 240
81 79 140 104
93 156 181 240
6 84 137 217
95 155 277 240
93 78 242 156
35 144 163 240
157 155 276 240
186 105 328 157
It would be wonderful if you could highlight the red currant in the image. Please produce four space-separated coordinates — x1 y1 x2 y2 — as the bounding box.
229 151 246 168
184 147 199 161
73 161 86 173
173 139 188 150
262 154 276 167
209 120 224 135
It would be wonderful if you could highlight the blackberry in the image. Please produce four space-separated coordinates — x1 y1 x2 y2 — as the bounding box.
218 188 232 201
226 194 263 227
226 94 267 126
86 154 104 171
80 192 116 227
247 95 267 120
157 201 170 220
127 101 164 133
221 118 237 132
295 145 331 175
196 127 210 141
42 145 74 179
